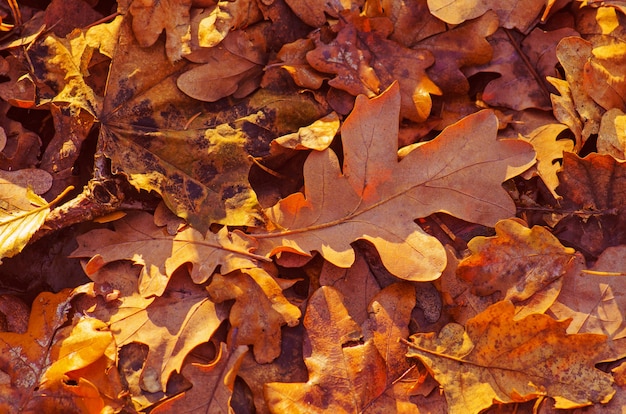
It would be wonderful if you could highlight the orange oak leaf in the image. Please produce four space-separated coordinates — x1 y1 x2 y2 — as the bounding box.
191 0 262 48
129 0 192 61
275 38 327 90
519 123 573 198
306 13 441 122
599 108 626 159
70 211 263 298
255 82 535 282
457 219 580 314
86 271 229 393
370 0 445 47
263 286 389 412
151 343 248 413
406 300 615 413
206 268 301 363
0 289 123 413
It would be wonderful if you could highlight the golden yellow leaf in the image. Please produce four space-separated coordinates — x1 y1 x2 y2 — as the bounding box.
406 301 615 413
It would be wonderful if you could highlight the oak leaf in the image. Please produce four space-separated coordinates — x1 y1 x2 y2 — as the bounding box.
264 286 389 413
519 123 573 198
427 0 547 32
370 0 445 47
151 343 248 413
255 83 535 282
306 13 441 122
128 0 192 61
191 0 262 48
553 152 626 257
406 300 615 413
0 289 122 413
599 108 626 160
70 211 262 297
86 270 229 393
457 219 579 310
206 268 302 363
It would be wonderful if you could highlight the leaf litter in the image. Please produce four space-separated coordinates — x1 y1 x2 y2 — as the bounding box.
0 0 625 413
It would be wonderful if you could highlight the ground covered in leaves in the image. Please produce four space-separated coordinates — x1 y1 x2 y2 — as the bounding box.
0 0 625 412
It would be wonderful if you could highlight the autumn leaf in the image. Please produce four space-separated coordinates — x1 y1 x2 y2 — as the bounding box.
0 289 123 413
406 300 615 413
255 82 535 281
457 219 580 315
263 286 389 413
206 268 301 363
306 13 441 122
70 211 263 298
151 343 248 413
86 270 229 393
599 108 626 159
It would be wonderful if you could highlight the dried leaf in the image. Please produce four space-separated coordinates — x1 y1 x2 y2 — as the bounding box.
206 268 301 363
406 300 615 413
151 343 248 413
70 211 261 298
87 271 229 392
598 108 626 159
457 219 580 317
271 112 340 152
427 0 547 32
256 83 535 281
264 286 388 412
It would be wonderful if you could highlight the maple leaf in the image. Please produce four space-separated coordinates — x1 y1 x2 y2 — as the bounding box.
0 289 123 413
70 211 263 297
206 268 302 363
306 13 441 122
151 343 248 413
264 286 389 412
255 82 535 282
406 300 615 413
86 270 229 393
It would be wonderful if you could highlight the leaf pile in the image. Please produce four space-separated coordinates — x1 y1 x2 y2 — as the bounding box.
0 0 625 413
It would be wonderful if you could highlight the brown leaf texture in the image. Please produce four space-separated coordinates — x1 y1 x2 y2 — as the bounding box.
255 82 535 281
264 286 389 413
70 211 262 298
86 271 229 393
406 300 615 413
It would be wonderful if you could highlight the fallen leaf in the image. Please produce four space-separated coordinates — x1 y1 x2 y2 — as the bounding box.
274 38 327 90
86 270 229 393
598 108 626 159
70 211 262 298
406 300 615 413
307 12 442 122
553 152 626 257
369 0 445 47
271 112 340 152
457 219 580 317
129 0 192 61
255 83 535 282
427 0 547 32
519 123 573 198
0 289 123 413
206 267 301 363
263 286 389 412
283 0 352 27
151 343 248 413
191 0 262 48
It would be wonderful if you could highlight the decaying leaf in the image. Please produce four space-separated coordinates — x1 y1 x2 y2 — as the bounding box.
598 108 626 159
406 300 615 413
255 82 535 282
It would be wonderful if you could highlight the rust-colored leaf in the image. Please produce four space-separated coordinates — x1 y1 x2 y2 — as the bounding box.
406 300 615 413
255 83 535 281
